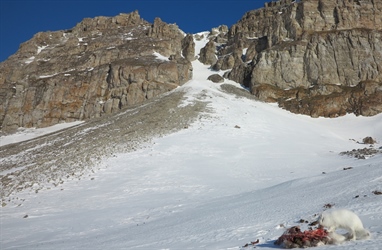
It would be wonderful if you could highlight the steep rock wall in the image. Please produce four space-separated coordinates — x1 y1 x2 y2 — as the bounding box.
0 11 193 133
213 0 382 117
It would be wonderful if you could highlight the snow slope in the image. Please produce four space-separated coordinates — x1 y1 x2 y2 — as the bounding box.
0 121 83 147
1 33 382 250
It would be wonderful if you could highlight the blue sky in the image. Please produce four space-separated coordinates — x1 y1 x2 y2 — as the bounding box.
0 0 267 62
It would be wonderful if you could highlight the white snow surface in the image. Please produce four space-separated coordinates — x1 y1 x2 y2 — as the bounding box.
37 45 48 54
153 52 170 61
24 56 35 64
0 121 84 147
1 36 382 250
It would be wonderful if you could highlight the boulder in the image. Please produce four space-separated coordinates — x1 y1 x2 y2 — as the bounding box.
207 74 224 83
213 54 235 71
182 34 196 61
198 40 217 65
363 137 376 144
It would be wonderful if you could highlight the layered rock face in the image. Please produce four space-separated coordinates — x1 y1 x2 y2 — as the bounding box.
208 0 382 117
0 11 194 133
1 1 381 133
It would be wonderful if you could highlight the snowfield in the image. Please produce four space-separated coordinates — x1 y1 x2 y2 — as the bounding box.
0 121 84 147
1 34 382 250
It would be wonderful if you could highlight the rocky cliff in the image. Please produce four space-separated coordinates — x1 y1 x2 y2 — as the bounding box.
0 11 194 134
1 0 382 135
207 0 382 117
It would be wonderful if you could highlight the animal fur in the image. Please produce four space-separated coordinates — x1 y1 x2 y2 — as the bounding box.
318 209 370 241
327 231 347 244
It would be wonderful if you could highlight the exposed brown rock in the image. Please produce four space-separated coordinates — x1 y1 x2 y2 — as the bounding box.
363 137 376 144
222 0 382 118
198 39 217 65
2 0 382 134
224 63 253 87
210 25 229 44
207 74 224 83
0 11 191 134
182 34 196 61
340 147 381 159
275 81 382 117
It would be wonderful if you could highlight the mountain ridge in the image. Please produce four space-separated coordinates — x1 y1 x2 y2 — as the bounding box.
212 0 382 117
1 0 382 134
0 11 192 134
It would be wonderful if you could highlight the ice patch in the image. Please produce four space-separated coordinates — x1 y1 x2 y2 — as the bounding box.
37 45 48 54
39 73 58 79
153 52 170 61
25 56 35 64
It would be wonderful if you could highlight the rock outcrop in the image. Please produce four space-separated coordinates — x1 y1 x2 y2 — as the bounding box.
182 34 196 61
0 11 193 134
1 0 382 134
198 40 217 65
207 74 224 83
204 0 382 117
